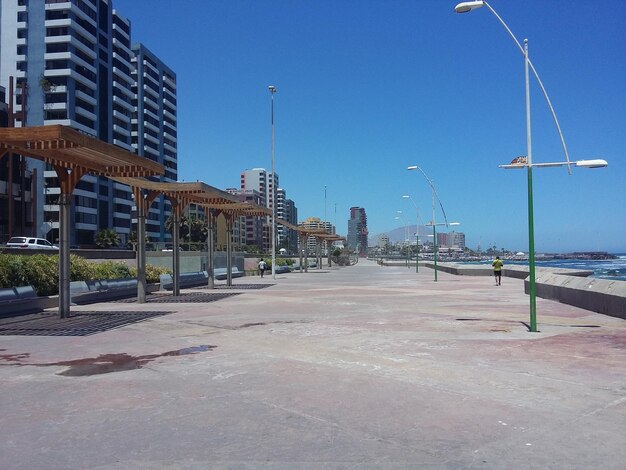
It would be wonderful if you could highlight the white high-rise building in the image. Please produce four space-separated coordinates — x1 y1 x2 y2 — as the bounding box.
241 167 278 251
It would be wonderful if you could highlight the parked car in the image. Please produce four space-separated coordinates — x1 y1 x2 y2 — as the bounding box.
5 237 59 250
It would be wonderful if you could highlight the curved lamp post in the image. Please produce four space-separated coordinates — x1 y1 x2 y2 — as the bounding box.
454 0 572 174
454 1 608 332
407 165 458 281
268 85 277 279
402 195 420 272
395 212 410 268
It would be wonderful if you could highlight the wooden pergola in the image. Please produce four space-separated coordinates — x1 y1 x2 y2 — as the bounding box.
277 219 337 272
113 177 242 294
316 233 346 267
0 125 164 318
207 202 272 286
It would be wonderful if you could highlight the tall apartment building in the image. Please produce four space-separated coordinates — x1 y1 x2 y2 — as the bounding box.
347 206 368 255
0 85 32 241
0 0 176 245
276 187 297 254
225 188 263 250
131 43 177 241
0 86 7 124
450 231 465 250
240 167 278 252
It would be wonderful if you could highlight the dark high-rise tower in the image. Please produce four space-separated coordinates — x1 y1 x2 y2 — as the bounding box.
347 206 368 255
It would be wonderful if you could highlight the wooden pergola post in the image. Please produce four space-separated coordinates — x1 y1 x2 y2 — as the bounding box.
225 213 233 287
132 188 158 303
54 165 87 318
206 209 216 289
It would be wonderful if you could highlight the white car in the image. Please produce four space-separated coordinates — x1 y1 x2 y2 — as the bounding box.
5 237 59 250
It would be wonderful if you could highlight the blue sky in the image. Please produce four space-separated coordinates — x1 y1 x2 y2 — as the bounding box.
115 0 625 253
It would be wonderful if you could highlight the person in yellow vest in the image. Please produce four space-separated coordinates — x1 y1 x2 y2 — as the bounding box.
492 256 504 286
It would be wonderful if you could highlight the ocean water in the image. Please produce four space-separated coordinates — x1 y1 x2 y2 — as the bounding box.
470 254 626 282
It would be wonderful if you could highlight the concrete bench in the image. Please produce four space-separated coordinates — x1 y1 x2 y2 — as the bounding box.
70 278 138 305
292 262 316 271
214 268 244 281
0 286 43 316
159 271 208 290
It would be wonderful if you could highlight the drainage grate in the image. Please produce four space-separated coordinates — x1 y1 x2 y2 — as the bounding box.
214 284 275 290
0 311 173 337
115 292 241 303
140 292 241 303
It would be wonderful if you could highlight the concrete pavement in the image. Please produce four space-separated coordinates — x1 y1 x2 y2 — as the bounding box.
1 259 625 469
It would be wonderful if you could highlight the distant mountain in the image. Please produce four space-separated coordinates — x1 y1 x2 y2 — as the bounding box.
369 225 431 245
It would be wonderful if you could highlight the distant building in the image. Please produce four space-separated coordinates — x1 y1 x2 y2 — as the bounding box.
437 231 466 250
347 207 368 255
240 168 276 251
449 231 466 250
226 188 264 250
276 187 298 254
299 216 334 255
240 168 298 253
379 234 389 249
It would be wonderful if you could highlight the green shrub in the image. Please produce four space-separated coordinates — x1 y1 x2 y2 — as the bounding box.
92 261 132 280
0 254 59 295
21 254 59 296
0 254 26 289
266 258 294 268
1 254 168 294
129 264 171 284
70 255 97 281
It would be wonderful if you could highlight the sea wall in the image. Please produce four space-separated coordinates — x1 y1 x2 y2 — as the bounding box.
525 274 626 320
421 262 593 279
380 260 626 320
414 262 625 319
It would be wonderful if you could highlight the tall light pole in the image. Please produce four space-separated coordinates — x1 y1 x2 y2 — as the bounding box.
395 212 409 268
407 165 458 282
455 1 607 332
324 185 327 258
268 85 277 279
402 195 420 273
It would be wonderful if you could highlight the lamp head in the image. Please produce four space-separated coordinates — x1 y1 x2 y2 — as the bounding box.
407 165 418 171
268 85 277 93
575 159 608 168
454 1 485 13
402 195 410 199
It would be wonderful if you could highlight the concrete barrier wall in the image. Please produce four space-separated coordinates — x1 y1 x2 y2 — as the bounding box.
422 262 593 279
381 260 624 319
525 274 626 320
146 252 244 273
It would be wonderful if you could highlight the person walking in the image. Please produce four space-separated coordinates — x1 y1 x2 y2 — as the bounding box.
492 256 504 286
258 258 267 278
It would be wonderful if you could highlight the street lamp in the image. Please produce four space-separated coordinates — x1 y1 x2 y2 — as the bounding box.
268 85 277 279
454 1 572 174
407 165 458 282
454 1 608 332
395 212 410 268
402 195 420 273
425 221 460 282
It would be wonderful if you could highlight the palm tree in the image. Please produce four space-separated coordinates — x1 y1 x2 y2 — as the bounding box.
94 229 120 248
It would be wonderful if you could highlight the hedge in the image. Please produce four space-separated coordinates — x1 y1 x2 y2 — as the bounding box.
0 254 170 296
